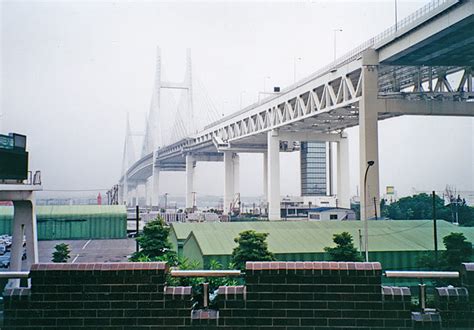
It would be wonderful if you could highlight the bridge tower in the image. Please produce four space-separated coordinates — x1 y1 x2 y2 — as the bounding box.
141 47 194 209
119 113 136 206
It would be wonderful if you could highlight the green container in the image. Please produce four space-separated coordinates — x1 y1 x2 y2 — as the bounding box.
0 205 126 240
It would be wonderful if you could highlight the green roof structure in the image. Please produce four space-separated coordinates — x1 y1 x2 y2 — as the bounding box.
172 220 474 270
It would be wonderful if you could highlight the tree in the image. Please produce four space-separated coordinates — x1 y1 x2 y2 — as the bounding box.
417 232 472 271
231 230 275 270
52 243 71 263
442 232 472 270
129 217 177 265
383 193 474 226
324 232 363 262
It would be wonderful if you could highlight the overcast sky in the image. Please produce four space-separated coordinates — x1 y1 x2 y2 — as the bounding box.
1 0 473 199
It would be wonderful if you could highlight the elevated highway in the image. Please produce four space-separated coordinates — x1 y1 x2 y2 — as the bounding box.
120 0 474 220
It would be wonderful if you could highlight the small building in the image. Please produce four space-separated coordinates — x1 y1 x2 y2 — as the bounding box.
307 207 356 221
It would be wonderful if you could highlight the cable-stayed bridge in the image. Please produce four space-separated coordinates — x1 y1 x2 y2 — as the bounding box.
117 0 474 220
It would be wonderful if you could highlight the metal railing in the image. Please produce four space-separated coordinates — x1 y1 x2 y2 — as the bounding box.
170 269 242 308
0 271 29 279
385 271 459 279
384 270 460 312
204 0 458 130
170 270 241 277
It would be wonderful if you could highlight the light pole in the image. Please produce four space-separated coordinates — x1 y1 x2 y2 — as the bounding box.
293 57 302 83
363 160 375 262
263 76 271 93
333 29 343 61
164 193 168 210
240 91 246 109
394 0 398 31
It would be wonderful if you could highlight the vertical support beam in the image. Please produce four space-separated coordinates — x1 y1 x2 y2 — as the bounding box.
11 200 38 275
133 186 139 206
359 50 381 222
186 154 195 210
136 182 146 207
233 153 240 196
223 151 234 214
263 152 268 202
337 134 351 209
327 142 333 196
267 130 281 220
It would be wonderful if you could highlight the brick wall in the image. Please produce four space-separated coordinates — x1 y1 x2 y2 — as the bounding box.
4 262 474 329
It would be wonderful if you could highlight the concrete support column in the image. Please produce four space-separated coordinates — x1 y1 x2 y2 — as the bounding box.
118 183 124 205
185 154 195 210
337 135 351 209
233 154 240 196
223 151 234 214
122 176 129 206
267 130 281 220
11 200 38 273
151 166 160 209
359 50 381 221
133 186 139 206
327 142 333 196
263 152 268 202
136 182 145 207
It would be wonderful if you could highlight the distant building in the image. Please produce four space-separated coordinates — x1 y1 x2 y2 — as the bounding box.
300 142 327 196
307 207 356 221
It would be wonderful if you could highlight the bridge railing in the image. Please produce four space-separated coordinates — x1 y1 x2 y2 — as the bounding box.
205 0 458 131
384 270 460 312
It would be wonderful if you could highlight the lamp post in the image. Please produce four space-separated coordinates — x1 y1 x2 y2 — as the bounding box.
395 0 398 31
263 76 271 93
333 29 343 61
293 57 302 83
363 160 375 262
240 91 246 109
164 193 168 211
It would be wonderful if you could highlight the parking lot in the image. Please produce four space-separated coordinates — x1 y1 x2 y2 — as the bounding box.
0 237 138 270
38 239 136 265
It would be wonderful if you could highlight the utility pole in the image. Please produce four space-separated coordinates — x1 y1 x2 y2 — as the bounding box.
373 197 378 220
333 29 343 61
395 0 398 31
432 191 438 265
135 205 140 253
293 57 302 83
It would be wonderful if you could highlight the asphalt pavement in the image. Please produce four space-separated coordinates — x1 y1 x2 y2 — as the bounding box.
37 238 137 265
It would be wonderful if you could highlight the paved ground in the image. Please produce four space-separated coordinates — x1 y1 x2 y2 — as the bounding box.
38 238 136 265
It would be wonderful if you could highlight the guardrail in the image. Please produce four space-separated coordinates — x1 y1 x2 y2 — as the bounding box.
384 270 459 312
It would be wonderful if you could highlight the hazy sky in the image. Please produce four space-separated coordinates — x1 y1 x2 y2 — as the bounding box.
1 0 473 199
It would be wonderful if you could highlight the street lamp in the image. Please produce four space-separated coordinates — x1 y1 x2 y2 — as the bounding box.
263 76 271 93
333 29 343 61
164 193 168 211
240 91 246 109
394 0 398 31
363 160 375 262
293 57 302 83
